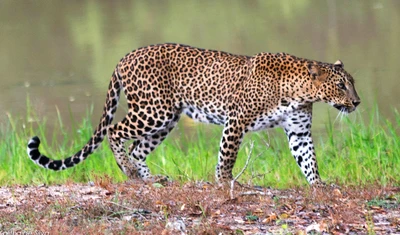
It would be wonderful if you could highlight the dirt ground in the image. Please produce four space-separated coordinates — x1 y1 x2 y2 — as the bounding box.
0 180 399 234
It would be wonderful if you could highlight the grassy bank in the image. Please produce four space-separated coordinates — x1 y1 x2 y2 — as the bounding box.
0 105 399 188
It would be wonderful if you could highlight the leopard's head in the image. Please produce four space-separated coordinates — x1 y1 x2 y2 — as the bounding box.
307 60 360 113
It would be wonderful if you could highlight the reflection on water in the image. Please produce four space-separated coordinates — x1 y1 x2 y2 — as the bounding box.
0 0 399 139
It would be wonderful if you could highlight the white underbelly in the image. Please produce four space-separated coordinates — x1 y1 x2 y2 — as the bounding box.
183 106 226 125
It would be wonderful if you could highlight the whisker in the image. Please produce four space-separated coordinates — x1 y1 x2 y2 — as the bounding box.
340 108 344 122
333 109 341 124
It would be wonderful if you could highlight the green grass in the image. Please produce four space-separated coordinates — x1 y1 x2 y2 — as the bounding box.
1 103 399 188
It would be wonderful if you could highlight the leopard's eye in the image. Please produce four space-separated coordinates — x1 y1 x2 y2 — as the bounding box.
337 82 346 90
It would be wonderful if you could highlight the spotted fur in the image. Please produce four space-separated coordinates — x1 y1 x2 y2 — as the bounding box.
27 43 360 185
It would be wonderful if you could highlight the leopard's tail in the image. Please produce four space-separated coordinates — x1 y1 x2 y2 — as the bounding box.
27 68 122 171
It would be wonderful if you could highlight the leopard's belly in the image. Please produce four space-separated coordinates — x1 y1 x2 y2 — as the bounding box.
247 115 283 131
183 105 226 125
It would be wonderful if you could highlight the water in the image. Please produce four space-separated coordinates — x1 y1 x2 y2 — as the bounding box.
1 0 399 139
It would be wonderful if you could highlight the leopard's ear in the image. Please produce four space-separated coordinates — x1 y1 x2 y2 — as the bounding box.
307 62 328 88
334 60 344 68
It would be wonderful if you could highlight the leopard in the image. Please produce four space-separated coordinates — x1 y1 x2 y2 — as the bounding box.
27 43 360 185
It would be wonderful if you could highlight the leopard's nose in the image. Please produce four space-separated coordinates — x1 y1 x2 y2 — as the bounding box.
352 100 360 107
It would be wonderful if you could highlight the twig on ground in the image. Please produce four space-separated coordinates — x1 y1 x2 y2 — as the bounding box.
230 141 255 200
107 200 135 211
249 132 271 182
239 191 273 196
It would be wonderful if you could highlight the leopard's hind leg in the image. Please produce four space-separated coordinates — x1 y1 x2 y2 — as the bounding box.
107 117 139 179
108 112 180 180
127 113 180 180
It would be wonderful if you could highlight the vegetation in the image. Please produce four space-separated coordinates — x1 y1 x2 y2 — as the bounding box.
0 101 399 188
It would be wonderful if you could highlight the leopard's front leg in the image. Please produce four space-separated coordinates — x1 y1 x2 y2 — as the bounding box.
282 106 322 185
215 118 246 183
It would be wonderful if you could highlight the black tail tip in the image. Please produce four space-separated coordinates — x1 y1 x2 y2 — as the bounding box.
28 136 41 148
32 136 40 143
27 136 41 160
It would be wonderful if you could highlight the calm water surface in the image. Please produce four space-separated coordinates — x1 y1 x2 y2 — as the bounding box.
1 0 399 140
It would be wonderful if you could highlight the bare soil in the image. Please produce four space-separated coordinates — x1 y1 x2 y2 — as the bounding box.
0 180 399 234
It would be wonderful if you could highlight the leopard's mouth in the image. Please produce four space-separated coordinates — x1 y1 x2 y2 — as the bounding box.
333 104 356 113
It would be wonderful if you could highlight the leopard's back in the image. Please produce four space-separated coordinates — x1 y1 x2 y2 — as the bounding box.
118 43 251 125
